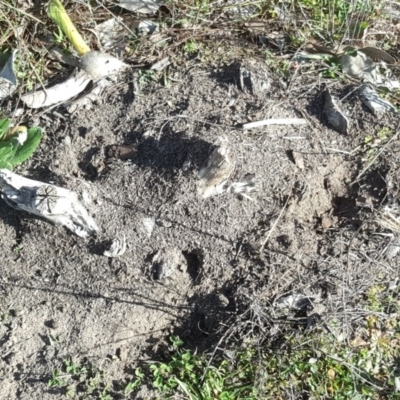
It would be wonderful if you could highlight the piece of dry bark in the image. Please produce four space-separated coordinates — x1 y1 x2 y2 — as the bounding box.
106 144 137 160
198 136 235 198
323 89 349 134
359 84 397 117
0 169 98 238
104 236 127 257
239 60 271 98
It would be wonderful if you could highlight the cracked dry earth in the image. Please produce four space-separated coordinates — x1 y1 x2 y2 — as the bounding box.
0 62 399 399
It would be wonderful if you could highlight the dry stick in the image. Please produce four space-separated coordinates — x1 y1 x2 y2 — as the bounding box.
201 311 248 381
0 10 49 96
296 107 328 155
340 229 350 345
345 206 391 275
0 1 44 24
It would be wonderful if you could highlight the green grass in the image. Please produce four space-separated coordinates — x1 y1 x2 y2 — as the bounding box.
362 126 395 163
140 284 400 399
294 0 376 42
145 306 400 399
0 0 392 89
149 336 257 399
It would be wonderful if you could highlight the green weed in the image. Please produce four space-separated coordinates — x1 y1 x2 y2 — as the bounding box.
362 126 394 163
295 0 376 43
48 368 67 388
144 307 400 400
14 51 45 92
150 336 257 399
125 368 144 395
183 39 200 54
48 358 112 399
138 69 157 85
0 118 42 169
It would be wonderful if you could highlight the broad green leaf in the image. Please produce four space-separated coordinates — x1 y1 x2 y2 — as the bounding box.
0 158 13 169
0 118 10 140
0 142 14 168
11 126 42 166
0 141 13 152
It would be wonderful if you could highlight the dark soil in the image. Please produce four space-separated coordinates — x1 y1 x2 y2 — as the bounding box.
1 62 399 399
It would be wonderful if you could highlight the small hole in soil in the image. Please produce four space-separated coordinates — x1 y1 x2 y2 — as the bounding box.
276 234 291 248
115 348 121 359
182 249 203 284
286 150 295 164
88 240 110 256
332 195 356 218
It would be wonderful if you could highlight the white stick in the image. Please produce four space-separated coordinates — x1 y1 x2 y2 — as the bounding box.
243 118 308 130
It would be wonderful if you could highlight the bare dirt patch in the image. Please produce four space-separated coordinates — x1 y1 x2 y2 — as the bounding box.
0 63 399 399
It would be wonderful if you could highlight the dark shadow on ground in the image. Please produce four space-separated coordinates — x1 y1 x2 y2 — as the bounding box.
3 278 242 353
101 130 213 185
208 62 241 88
0 199 30 245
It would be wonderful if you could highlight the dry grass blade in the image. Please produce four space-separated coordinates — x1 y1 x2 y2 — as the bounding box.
0 0 44 24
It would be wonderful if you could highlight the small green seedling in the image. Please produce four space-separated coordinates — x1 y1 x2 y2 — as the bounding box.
65 358 87 375
138 69 156 85
183 39 199 54
362 126 394 163
54 26 64 44
48 368 67 388
125 368 144 395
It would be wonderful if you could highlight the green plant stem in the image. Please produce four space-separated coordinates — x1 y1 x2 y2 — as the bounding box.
47 0 90 56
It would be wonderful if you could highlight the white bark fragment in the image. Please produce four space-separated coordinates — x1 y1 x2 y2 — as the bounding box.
0 169 99 238
104 236 127 257
21 69 91 109
151 57 170 72
359 84 397 116
243 118 308 130
22 52 127 109
341 51 382 84
142 216 155 238
80 51 128 80
66 78 112 113
228 174 261 194
119 0 161 14
323 90 349 134
198 136 235 198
